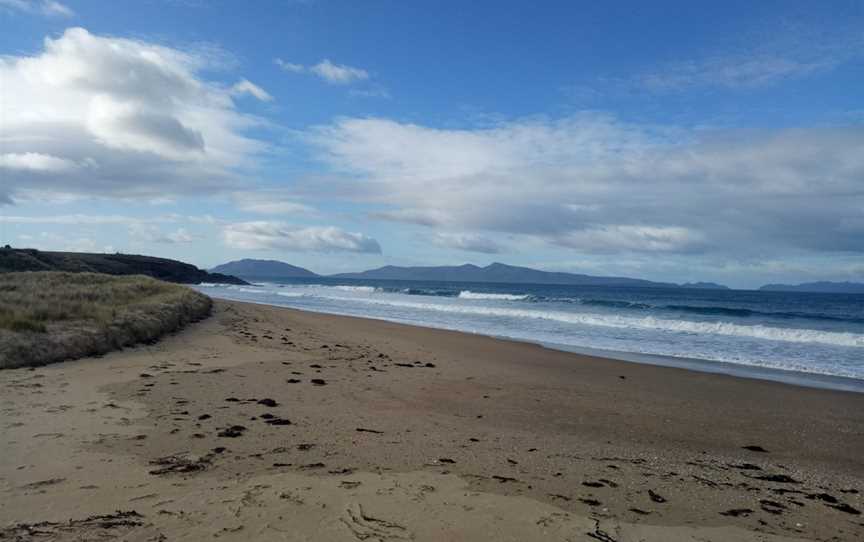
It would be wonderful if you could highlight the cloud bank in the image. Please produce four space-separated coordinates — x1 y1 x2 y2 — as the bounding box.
306 115 864 256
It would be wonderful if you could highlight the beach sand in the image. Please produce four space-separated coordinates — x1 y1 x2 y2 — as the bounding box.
1 300 862 541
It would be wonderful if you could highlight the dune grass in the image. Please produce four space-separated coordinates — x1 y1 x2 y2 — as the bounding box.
0 272 212 369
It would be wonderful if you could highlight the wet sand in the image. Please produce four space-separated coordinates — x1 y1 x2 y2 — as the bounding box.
1 299 862 541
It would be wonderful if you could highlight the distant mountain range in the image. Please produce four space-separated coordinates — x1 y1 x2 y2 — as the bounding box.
212 259 864 293
216 259 719 289
210 259 318 279
1 248 247 285
759 281 864 294
331 262 681 287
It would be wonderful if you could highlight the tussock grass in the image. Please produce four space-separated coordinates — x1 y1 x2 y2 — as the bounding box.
0 272 212 369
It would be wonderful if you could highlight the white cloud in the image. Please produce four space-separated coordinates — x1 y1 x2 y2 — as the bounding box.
310 59 369 84
431 233 504 254
275 57 369 85
16 232 113 253
0 152 81 172
634 25 864 91
554 226 704 253
223 221 381 254
0 0 73 17
305 115 864 256
274 58 305 73
233 190 316 215
639 54 832 91
231 79 273 101
0 27 268 203
129 224 198 244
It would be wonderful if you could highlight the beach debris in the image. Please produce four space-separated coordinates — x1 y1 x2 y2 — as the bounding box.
828 503 861 515
286 378 301 383
580 498 602 506
297 443 315 451
217 425 247 437
212 447 226 454
438 458 456 464
548 493 571 501
492 475 518 483
300 462 326 469
806 492 838 503
742 445 769 453
629 508 651 515
260 413 275 419
19 478 66 490
583 481 604 488
257 398 278 407
311 378 327 386
754 474 800 484
760 500 786 514
720 508 753 517
225 397 240 402
728 462 761 470
356 427 384 434
264 417 292 426
148 453 211 475
341 481 362 489
0 511 148 540
648 489 667 503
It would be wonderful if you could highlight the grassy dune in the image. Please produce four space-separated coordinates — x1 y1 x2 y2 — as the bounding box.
0 272 212 369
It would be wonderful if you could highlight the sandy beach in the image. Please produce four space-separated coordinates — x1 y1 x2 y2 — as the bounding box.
2 299 862 541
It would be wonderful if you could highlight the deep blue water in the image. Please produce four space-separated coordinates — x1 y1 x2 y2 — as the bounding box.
196 278 864 391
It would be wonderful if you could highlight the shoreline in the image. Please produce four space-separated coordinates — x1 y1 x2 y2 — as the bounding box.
2 299 862 541
205 291 864 394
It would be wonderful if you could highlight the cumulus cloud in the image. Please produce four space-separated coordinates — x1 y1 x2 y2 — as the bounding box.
223 222 381 254
431 233 504 254
305 115 864 256
0 27 268 203
0 0 73 17
275 57 369 84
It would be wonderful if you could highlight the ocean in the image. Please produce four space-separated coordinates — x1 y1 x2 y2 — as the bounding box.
195 278 864 392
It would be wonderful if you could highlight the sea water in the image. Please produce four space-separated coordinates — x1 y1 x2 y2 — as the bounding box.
195 279 864 391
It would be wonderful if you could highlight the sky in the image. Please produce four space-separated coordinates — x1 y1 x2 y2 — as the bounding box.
0 0 862 288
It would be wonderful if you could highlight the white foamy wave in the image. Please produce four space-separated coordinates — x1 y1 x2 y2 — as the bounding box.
198 282 218 287
332 285 379 293
325 297 864 348
458 290 529 301
277 292 307 298
228 286 268 294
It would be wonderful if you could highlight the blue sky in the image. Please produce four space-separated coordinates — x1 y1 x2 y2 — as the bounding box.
1 0 862 288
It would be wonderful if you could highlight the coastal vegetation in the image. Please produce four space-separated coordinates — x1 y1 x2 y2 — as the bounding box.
0 247 247 285
0 272 212 369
